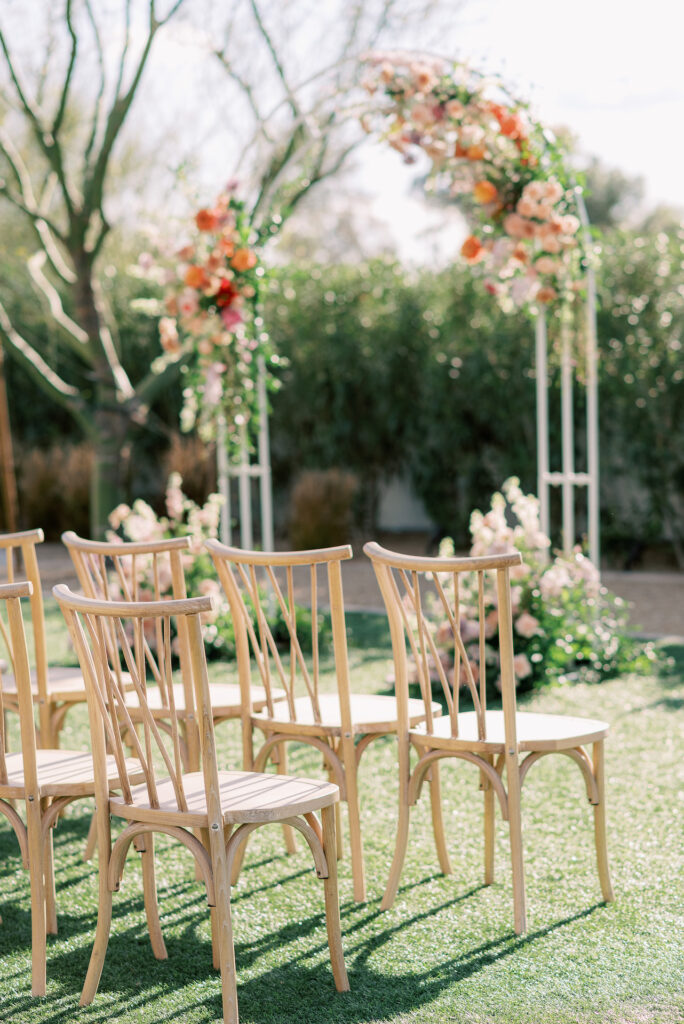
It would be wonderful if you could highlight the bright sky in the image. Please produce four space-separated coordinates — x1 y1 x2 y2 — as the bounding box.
363 0 684 261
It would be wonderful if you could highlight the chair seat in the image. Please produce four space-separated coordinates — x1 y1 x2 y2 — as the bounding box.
254 691 442 736
123 681 286 719
0 665 87 702
411 709 609 753
110 770 340 828
0 749 145 799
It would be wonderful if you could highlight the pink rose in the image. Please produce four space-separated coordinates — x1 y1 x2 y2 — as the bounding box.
516 197 538 219
220 306 243 330
513 653 532 679
515 612 541 638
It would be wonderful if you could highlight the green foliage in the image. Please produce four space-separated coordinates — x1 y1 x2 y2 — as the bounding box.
597 227 684 562
266 260 429 526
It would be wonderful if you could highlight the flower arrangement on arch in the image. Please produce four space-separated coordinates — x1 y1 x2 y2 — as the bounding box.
156 187 271 441
414 478 655 695
360 52 589 313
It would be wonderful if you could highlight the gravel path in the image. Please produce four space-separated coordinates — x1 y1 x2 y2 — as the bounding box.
37 541 683 640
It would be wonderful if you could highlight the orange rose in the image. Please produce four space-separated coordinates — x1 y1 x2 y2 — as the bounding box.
461 235 483 262
473 180 498 204
466 144 486 160
195 208 219 232
537 286 557 303
231 248 257 272
184 265 209 289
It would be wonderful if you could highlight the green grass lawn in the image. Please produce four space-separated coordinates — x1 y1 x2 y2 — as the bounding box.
0 607 682 1023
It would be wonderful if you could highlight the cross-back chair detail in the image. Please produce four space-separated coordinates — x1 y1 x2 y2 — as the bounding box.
63 531 284 766
54 583 347 1024
364 541 615 933
62 531 201 765
0 529 87 747
0 581 145 997
206 539 443 904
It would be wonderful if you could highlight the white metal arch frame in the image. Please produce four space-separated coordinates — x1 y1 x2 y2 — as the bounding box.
536 188 599 566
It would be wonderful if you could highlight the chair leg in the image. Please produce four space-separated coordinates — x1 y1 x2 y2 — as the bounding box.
207 828 239 1024
41 799 57 936
134 833 167 960
276 742 297 855
592 740 615 903
37 700 54 750
26 797 47 997
321 804 349 992
504 753 527 935
427 762 452 875
340 733 365 902
84 812 98 862
80 811 113 1006
381 734 412 911
483 756 496 885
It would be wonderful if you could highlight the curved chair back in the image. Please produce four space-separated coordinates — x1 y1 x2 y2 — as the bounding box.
205 540 354 726
54 585 215 818
363 542 523 744
0 580 35 787
0 531 50 736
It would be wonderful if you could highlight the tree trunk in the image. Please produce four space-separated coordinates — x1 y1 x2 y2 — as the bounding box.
90 401 129 538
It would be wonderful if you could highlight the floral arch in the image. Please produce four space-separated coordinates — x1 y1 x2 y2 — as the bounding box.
154 51 600 562
359 51 601 563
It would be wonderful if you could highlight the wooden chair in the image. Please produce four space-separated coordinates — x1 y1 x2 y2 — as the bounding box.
0 528 87 747
62 531 284 772
364 541 615 933
0 580 145 996
205 539 442 903
53 584 348 1024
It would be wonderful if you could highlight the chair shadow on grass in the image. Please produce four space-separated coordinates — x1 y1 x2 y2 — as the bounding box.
0 839 609 1024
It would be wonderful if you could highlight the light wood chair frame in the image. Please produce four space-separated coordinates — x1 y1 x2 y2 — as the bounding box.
0 581 145 996
54 584 348 1024
63 530 286 768
206 539 443 904
364 541 615 933
62 530 201 769
0 528 85 747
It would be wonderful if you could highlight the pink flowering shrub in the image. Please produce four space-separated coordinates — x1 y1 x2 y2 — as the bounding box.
360 52 587 314
108 475 232 658
108 475 326 659
424 478 656 693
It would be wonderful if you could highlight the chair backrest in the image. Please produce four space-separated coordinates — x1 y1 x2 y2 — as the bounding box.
0 530 48 701
205 540 354 726
62 531 198 761
0 580 38 791
53 585 218 817
61 531 191 604
363 542 523 745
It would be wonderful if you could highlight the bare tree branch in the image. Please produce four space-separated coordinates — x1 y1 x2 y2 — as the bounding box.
0 23 76 216
0 299 86 413
84 0 186 214
51 0 77 137
248 0 301 121
27 252 88 347
82 0 107 172
91 279 135 400
35 172 76 283
213 49 274 145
